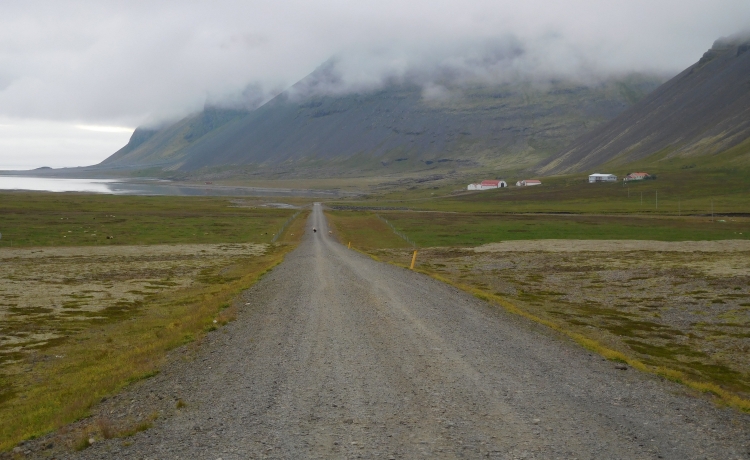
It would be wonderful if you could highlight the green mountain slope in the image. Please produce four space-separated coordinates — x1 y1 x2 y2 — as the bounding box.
538 34 750 175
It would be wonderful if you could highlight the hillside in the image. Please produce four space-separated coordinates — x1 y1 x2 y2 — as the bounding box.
538 34 750 175
98 66 662 179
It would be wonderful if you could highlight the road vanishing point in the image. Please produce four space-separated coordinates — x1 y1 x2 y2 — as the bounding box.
69 204 749 459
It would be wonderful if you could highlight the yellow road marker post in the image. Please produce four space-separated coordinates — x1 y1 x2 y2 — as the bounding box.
348 242 351 249
410 250 418 269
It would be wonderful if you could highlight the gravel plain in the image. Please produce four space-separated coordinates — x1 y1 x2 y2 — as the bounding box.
23 204 750 459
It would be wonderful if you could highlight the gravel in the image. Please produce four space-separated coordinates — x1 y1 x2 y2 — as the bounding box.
31 204 750 459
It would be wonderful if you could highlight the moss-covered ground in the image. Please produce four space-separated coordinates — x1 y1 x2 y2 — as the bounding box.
0 192 308 451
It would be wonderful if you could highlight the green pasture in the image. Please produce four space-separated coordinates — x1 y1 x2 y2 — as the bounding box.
365 168 749 214
328 211 750 249
326 211 412 250
338 143 750 215
0 192 298 247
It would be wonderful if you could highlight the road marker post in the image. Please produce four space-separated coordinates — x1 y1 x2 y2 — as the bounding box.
410 250 418 270
348 242 351 249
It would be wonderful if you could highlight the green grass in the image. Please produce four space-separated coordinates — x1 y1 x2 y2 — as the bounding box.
329 153 750 215
326 211 412 250
325 128 750 225
328 211 749 248
0 192 298 247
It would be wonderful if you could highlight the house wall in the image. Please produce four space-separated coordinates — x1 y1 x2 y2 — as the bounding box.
589 174 616 183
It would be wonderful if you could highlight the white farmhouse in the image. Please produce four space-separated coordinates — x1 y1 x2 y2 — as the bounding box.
588 173 617 183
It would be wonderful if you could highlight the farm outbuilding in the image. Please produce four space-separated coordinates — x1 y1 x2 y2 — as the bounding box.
467 180 507 190
588 173 617 183
516 179 542 186
624 172 651 181
480 180 507 189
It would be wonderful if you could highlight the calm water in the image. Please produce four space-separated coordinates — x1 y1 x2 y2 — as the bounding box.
0 176 352 197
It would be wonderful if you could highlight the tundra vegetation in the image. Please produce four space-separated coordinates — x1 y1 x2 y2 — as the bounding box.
325 171 750 412
0 192 308 451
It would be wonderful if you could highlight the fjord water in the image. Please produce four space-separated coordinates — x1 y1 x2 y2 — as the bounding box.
0 176 121 193
0 175 349 197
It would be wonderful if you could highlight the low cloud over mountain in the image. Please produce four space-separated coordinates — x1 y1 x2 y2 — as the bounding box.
1 0 748 129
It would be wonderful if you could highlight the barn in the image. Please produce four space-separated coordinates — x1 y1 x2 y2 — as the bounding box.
588 173 617 183
480 180 507 189
467 180 507 190
516 179 542 186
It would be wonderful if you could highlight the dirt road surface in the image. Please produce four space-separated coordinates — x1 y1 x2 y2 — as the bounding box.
59 204 749 459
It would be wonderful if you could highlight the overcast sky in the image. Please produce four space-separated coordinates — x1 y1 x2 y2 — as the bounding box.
1 0 748 170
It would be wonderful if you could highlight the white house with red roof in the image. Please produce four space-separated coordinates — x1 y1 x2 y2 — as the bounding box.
624 172 651 181
467 180 507 190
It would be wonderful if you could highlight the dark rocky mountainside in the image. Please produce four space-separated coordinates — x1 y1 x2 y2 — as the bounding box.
538 34 750 174
99 67 662 178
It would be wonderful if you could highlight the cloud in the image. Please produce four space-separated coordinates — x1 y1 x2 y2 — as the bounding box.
76 125 134 133
0 0 748 167
0 118 132 169
1 1 749 125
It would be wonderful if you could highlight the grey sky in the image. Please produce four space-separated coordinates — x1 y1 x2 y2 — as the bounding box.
1 0 749 169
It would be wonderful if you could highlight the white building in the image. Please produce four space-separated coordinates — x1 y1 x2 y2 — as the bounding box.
467 180 507 190
588 173 617 183
480 180 507 189
624 172 650 181
516 179 542 186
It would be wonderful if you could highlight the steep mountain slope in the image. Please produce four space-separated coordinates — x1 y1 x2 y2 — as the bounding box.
101 69 662 178
100 107 250 170
538 35 750 175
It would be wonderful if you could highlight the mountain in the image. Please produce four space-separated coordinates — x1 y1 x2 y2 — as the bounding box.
99 66 663 179
538 34 750 175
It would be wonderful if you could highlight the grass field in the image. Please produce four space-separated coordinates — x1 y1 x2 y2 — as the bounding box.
0 192 303 247
325 212 413 250
0 192 308 451
327 210 750 248
331 157 750 215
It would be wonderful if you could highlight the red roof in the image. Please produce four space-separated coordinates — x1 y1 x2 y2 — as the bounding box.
480 180 502 186
629 172 649 177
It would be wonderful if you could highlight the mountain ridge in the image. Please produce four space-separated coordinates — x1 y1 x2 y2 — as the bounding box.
99 70 663 179
537 34 750 174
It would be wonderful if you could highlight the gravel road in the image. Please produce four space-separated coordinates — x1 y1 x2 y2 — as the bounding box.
58 204 749 459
